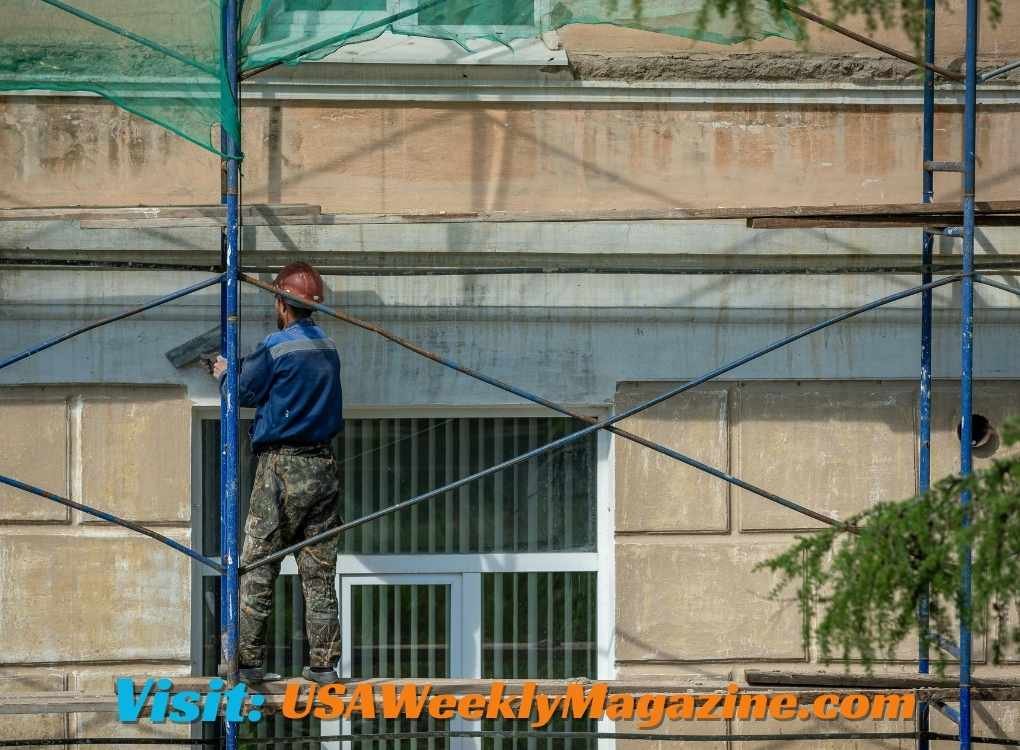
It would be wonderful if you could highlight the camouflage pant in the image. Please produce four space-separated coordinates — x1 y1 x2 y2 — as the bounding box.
239 445 342 669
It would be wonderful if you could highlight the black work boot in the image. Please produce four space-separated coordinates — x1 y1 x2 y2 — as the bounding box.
302 665 340 684
239 665 282 684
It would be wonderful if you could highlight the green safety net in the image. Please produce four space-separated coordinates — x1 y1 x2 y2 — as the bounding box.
0 1 236 155
0 0 799 157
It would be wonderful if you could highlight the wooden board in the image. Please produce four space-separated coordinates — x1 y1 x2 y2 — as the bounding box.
749 216 1020 229
300 201 1020 224
7 253 1020 276
0 203 320 222
8 200 1020 228
81 213 321 228
6 200 1020 227
0 691 120 715
3 677 1018 716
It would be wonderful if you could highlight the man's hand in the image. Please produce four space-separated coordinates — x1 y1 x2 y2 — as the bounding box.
211 355 227 380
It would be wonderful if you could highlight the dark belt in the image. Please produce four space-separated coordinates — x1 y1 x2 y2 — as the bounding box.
255 442 333 457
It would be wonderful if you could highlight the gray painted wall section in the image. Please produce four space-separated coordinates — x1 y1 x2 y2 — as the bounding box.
3 218 1018 257
3 286 1020 407
3 221 1019 403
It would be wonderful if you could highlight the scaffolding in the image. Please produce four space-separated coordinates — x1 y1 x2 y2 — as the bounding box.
0 0 1019 749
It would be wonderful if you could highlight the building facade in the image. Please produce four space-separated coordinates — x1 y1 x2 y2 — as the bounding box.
2 2 1020 745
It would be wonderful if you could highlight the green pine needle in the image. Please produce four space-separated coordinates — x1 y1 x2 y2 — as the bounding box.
758 416 1020 672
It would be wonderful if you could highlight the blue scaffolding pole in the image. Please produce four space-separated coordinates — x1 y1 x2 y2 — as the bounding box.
917 1 936 748
219 1 242 749
916 2 979 748
958 1 980 748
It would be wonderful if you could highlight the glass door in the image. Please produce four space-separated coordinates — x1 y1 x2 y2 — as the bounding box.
324 575 465 750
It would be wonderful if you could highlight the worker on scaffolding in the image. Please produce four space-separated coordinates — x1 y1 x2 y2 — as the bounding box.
212 261 343 686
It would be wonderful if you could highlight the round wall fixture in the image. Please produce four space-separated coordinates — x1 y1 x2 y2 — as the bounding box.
956 413 995 449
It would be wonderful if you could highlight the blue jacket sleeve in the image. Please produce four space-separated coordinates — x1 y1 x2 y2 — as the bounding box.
220 341 273 408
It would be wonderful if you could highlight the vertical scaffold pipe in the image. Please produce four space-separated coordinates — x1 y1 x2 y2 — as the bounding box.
917 3 936 750
220 2 241 750
959 2 979 750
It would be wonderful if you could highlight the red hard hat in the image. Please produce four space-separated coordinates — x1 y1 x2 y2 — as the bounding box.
273 261 324 310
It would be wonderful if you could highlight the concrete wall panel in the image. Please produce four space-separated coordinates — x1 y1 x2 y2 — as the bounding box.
930 380 1020 481
615 384 728 533
931 701 1020 746
0 672 67 745
733 714 915 750
733 382 917 531
615 540 806 663
0 398 69 523
614 717 727 750
81 388 190 524
71 666 191 749
0 534 190 664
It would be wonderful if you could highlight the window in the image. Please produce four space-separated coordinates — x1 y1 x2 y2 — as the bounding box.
193 411 612 750
244 0 565 66
260 0 540 41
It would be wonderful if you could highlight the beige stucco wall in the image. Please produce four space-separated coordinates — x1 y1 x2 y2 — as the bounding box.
614 379 1020 746
3 0 1020 214
3 0 1020 213
563 0 1020 56
3 97 1020 213
0 386 192 747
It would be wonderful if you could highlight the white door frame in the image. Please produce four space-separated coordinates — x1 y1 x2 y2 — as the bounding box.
338 573 466 680
323 573 472 750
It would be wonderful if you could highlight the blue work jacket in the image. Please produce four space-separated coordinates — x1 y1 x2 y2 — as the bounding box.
221 318 343 450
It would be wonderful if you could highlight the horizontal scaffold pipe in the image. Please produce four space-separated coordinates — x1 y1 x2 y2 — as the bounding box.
9 257 1020 276
3 732 1019 747
0 274 224 371
208 731 925 745
7 258 1020 276
0 474 222 573
243 274 844 529
238 274 966 574
980 58 1020 82
0 258 223 273
0 731 928 747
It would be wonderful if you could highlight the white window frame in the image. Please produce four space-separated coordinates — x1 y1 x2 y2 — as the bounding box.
190 405 616 747
338 573 468 680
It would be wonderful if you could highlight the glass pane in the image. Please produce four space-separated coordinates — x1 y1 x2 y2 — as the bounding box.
351 583 449 678
417 0 534 27
201 576 322 749
202 416 597 556
350 583 451 750
482 573 596 679
200 419 259 557
338 417 597 554
482 573 598 750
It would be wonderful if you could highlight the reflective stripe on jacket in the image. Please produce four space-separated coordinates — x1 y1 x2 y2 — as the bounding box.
221 318 343 450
